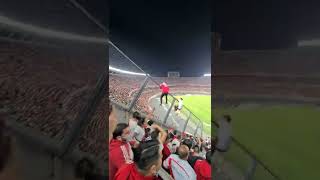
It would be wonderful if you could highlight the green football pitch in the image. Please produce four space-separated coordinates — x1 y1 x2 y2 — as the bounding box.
169 95 211 135
213 105 320 180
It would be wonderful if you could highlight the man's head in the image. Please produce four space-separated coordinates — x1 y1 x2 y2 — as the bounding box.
182 139 193 150
173 130 177 135
133 111 141 120
138 117 146 127
177 134 181 140
150 129 160 141
180 98 183 101
193 145 200 154
223 114 232 123
135 140 163 176
147 120 154 126
177 145 189 160
112 123 130 141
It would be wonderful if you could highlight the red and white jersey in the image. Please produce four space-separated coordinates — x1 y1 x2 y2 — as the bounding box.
114 163 160 180
194 159 212 180
109 139 134 180
163 154 197 180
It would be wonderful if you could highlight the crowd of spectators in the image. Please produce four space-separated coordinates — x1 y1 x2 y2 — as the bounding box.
76 95 108 163
109 73 211 114
0 40 104 140
108 105 212 180
109 74 145 105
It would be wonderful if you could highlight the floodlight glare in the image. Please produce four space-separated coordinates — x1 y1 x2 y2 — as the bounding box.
109 66 146 76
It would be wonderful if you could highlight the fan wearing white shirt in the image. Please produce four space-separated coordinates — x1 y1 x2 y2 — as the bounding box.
133 117 146 142
178 98 183 110
175 98 184 114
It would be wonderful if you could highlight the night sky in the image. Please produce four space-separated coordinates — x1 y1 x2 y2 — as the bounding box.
214 1 320 50
109 0 211 77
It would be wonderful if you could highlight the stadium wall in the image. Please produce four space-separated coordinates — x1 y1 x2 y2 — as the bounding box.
215 48 320 76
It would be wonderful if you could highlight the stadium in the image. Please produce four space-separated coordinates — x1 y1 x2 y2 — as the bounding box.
0 1 213 180
213 33 320 180
108 38 212 179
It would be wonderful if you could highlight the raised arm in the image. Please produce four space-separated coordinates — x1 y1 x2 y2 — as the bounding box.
152 124 167 144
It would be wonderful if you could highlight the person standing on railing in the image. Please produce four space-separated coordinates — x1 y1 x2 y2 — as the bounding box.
159 82 169 105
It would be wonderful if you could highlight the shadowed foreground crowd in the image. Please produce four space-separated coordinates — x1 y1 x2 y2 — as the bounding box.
108 105 212 180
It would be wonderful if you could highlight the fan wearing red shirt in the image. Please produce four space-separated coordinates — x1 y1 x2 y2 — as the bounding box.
194 150 212 180
159 82 169 105
114 139 163 180
109 123 134 180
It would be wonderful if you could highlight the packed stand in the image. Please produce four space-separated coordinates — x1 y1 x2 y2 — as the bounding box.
0 40 104 140
76 94 108 163
109 74 145 105
108 104 212 180
109 74 211 112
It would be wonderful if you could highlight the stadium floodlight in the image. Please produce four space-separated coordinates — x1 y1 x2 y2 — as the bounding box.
203 73 211 77
109 66 146 76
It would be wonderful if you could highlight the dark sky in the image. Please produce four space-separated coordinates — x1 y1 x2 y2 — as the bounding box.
214 1 320 50
0 0 106 37
77 0 108 28
109 0 211 77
